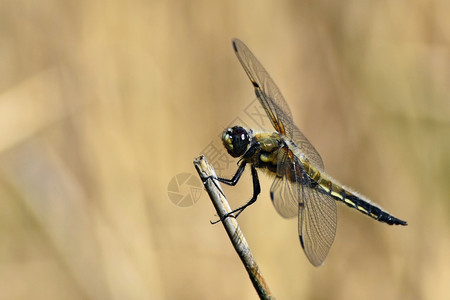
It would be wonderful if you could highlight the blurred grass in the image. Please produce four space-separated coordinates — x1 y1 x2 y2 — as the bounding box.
0 0 449 299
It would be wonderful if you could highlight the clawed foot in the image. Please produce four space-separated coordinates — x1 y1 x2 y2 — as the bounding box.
210 208 245 224
203 175 218 184
210 212 235 224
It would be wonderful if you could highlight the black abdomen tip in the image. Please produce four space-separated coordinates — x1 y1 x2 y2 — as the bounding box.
385 215 408 226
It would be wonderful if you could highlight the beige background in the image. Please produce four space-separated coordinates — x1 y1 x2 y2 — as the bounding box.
0 0 449 299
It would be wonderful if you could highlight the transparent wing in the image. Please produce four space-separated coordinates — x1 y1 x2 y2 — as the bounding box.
232 38 324 171
270 146 299 218
270 175 298 218
299 185 337 267
270 145 336 266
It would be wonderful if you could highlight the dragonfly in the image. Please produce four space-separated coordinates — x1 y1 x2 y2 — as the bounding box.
213 39 407 267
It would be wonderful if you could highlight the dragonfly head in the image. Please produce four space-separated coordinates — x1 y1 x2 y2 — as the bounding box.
222 126 251 157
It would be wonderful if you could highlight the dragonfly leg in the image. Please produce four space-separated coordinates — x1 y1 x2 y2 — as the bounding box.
211 165 260 224
212 161 247 186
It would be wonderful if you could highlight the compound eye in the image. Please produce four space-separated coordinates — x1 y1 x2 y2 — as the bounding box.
222 126 250 157
230 126 249 157
233 127 247 140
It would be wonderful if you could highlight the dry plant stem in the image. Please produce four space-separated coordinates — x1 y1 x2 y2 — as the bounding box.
193 155 275 300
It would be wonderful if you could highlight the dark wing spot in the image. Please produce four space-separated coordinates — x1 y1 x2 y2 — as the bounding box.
299 235 305 249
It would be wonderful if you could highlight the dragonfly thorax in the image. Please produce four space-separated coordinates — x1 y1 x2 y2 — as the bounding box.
222 126 252 157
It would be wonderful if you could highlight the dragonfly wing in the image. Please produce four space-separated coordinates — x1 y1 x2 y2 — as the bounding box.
270 145 303 218
298 185 337 266
233 39 292 135
291 122 324 171
270 175 298 218
271 145 335 266
232 39 324 171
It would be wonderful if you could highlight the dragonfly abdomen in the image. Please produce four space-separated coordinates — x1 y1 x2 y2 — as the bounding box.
313 174 407 226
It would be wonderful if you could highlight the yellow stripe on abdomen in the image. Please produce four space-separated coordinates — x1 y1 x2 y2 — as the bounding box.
318 177 358 209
